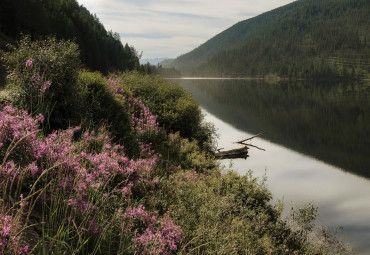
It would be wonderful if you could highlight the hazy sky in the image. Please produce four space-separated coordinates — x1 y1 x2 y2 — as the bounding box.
77 0 295 59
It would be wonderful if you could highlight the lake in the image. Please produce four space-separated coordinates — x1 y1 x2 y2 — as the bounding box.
173 78 370 255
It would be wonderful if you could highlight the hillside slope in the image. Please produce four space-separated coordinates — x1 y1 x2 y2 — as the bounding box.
167 0 370 79
0 0 139 75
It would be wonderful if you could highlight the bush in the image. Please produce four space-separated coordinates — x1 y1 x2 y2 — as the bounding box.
78 72 170 157
152 170 352 255
1 35 81 131
77 71 140 156
0 105 181 254
154 170 289 254
115 72 215 149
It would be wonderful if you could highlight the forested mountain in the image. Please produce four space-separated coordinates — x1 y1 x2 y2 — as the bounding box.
167 0 370 79
0 0 139 74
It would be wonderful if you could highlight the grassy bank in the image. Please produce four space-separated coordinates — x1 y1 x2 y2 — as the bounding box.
0 38 352 254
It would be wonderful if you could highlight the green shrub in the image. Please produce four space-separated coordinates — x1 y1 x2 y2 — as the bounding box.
154 171 289 254
1 36 81 131
77 71 139 156
157 132 218 173
0 58 6 88
115 72 215 149
151 169 352 255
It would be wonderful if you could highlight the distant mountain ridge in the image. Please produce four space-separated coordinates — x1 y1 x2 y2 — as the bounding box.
166 0 370 79
140 57 168 65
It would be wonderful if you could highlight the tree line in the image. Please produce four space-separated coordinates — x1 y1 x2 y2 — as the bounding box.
0 0 140 75
171 0 370 80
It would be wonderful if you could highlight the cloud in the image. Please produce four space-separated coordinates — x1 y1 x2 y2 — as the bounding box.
77 0 295 59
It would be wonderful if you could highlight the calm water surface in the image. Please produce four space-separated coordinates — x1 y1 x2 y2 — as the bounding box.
174 78 370 255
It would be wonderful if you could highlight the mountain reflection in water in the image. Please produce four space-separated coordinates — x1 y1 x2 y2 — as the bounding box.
176 79 370 179
173 78 370 255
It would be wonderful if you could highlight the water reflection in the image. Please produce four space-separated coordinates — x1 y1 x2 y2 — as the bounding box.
176 79 370 179
173 78 370 254
203 107 370 255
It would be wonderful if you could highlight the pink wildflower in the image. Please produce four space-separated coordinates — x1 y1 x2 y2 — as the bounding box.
0 213 29 254
28 162 39 176
44 80 52 91
18 245 29 254
25 59 32 70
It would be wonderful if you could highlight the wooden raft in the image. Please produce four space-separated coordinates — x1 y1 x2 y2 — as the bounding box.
213 132 265 160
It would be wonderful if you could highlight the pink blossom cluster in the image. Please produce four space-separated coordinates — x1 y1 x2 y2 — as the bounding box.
0 106 44 186
0 106 43 149
25 59 33 70
106 78 125 97
105 78 160 135
122 205 181 255
0 105 181 252
128 97 160 135
0 105 159 198
23 59 52 95
38 127 159 209
0 106 150 197
0 213 29 254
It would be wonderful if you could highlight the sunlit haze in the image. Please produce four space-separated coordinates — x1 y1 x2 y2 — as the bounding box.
77 0 295 59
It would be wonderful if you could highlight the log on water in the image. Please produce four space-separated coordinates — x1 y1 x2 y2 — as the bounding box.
213 133 265 159
214 146 249 159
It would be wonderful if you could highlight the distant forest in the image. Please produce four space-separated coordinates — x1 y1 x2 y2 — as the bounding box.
0 0 140 75
168 0 370 79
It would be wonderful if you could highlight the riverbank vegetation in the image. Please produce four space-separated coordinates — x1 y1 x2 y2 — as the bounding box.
0 36 353 254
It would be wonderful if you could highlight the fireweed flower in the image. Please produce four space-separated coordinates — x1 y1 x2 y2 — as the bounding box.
25 59 33 70
129 97 160 134
122 205 181 254
39 80 52 93
32 75 41 88
44 80 52 90
0 102 181 253
0 213 29 254
105 78 160 135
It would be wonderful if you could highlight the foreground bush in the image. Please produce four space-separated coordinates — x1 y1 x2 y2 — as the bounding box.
1 36 82 131
77 71 140 156
0 105 182 254
153 169 352 255
115 72 215 150
1 36 214 154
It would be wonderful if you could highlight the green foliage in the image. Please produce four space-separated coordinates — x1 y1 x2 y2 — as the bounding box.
77 71 140 156
0 0 139 74
2 36 82 131
1 37 140 156
169 0 370 79
139 63 182 78
116 72 215 149
288 205 352 254
153 65 182 78
151 170 352 254
156 133 218 174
